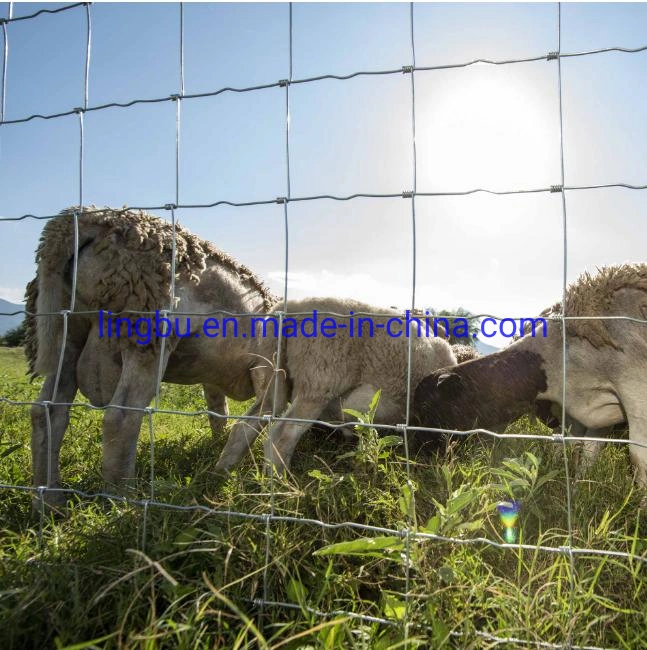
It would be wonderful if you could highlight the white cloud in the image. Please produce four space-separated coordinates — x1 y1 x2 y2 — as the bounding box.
0 287 26 304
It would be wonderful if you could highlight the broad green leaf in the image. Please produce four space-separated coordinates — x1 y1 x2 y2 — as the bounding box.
368 389 382 416
455 518 485 533
378 435 403 450
314 536 402 558
437 565 456 584
342 408 366 421
398 483 415 519
446 489 478 516
383 593 406 621
423 514 440 535
308 469 332 484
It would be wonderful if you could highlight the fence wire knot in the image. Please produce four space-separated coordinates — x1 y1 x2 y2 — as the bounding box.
275 196 288 204
402 190 414 199
163 203 177 210
169 93 182 101
278 79 290 87
547 51 560 60
401 65 414 74
550 184 564 193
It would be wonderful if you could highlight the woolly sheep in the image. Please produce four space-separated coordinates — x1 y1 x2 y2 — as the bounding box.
27 207 277 506
214 297 457 473
414 264 647 487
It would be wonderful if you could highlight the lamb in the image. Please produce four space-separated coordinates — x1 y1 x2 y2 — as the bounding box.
214 298 457 473
27 207 278 506
413 264 647 487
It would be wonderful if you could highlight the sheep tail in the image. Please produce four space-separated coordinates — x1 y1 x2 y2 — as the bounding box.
32 213 101 375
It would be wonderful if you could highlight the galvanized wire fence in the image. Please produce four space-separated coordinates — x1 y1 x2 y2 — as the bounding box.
1 2 647 648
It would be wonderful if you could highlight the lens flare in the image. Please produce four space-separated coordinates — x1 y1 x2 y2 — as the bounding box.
496 500 520 543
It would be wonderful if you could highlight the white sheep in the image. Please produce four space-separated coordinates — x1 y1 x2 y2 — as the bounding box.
27 207 278 506
414 264 647 487
214 298 457 473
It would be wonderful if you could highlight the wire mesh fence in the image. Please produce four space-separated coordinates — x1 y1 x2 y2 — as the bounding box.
1 2 647 648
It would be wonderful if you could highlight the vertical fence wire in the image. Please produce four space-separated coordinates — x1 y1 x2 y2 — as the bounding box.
83 3 91 111
179 2 185 98
555 3 577 644
0 3 10 123
401 2 419 644
48 0 92 507
261 0 294 625
150 1 186 506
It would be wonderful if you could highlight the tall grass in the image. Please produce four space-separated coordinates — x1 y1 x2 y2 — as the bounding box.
0 346 645 649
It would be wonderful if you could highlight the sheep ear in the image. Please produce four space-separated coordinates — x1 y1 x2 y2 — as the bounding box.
436 372 462 398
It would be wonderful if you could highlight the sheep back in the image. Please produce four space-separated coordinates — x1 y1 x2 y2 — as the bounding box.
277 297 456 404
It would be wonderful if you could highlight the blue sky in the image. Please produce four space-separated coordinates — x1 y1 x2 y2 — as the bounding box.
1 2 646 346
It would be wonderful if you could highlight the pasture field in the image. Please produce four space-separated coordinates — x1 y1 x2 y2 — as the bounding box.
0 345 646 649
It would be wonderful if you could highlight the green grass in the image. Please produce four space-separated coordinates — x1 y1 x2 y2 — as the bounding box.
0 347 645 649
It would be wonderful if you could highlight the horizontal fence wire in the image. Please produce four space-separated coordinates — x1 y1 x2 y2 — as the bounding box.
1 482 644 566
0 2 86 24
1 43 647 126
6 308 647 324
2 395 647 452
1 2 647 648
2 181 647 222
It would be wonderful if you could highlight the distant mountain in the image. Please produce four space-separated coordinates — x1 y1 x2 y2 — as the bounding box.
475 338 498 356
0 298 25 335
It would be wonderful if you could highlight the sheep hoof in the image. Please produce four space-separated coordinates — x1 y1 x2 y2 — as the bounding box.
31 488 69 517
213 460 232 476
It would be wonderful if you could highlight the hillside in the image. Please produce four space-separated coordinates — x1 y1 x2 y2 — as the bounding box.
475 338 498 355
0 298 25 335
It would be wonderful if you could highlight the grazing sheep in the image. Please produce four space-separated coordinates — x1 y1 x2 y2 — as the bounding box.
413 264 647 487
214 298 457 473
27 207 278 505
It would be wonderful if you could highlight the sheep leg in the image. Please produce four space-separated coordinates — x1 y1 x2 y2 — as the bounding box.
265 396 328 474
214 400 266 473
31 352 80 508
101 350 169 489
576 429 607 473
628 424 647 491
203 384 229 437
214 365 289 473
617 389 647 492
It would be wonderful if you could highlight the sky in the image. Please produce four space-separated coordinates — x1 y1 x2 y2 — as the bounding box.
1 1 646 347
